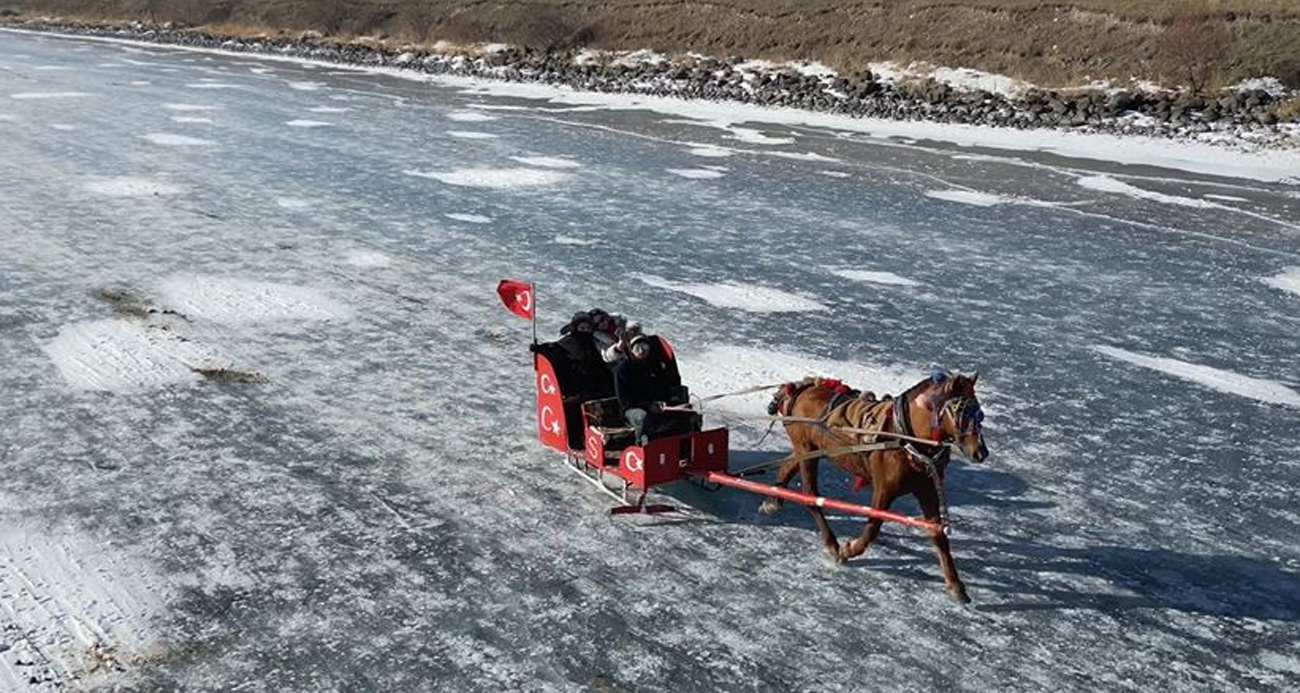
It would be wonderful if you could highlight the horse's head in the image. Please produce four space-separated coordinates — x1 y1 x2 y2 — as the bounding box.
938 373 988 463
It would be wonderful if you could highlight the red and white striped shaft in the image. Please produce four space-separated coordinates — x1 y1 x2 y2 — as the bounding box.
692 471 941 534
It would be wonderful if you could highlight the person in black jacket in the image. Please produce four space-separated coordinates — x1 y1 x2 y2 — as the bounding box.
614 334 691 442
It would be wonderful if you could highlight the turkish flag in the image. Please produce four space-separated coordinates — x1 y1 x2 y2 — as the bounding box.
496 279 534 320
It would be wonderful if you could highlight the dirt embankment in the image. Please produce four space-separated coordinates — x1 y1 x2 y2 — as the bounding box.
4 1 1300 88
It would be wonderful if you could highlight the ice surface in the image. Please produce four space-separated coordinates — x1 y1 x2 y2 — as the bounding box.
404 167 574 188
343 249 394 268
636 274 826 312
1077 175 1217 209
1092 345 1300 407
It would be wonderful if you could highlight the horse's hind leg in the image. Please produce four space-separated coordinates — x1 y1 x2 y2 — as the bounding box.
758 441 806 516
916 485 970 603
798 459 843 563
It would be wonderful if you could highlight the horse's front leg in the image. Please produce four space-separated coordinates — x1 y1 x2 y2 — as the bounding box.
758 443 805 516
839 486 891 561
915 484 970 603
797 459 843 563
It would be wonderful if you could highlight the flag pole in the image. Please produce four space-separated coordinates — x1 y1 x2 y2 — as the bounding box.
531 282 538 346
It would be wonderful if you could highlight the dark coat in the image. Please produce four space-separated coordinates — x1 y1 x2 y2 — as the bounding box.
614 348 680 411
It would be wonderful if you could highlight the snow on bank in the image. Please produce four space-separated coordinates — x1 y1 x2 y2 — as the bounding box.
16 29 1299 183
155 275 352 324
831 269 920 287
43 319 224 390
82 176 183 197
636 274 826 313
870 61 1029 98
404 167 573 189
1092 345 1300 407
1263 267 1300 297
679 345 922 418
0 524 169 689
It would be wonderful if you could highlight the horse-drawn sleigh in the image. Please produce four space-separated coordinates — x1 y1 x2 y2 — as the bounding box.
500 280 989 602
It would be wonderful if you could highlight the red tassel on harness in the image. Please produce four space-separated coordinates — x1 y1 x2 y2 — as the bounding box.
852 476 867 492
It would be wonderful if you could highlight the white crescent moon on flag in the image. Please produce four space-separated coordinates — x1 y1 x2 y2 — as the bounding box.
518 290 532 312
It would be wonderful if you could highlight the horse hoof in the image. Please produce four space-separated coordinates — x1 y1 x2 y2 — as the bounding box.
826 545 846 565
758 499 782 516
947 587 972 604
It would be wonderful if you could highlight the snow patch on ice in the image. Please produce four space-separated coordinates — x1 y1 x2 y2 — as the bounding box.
83 177 184 197
445 213 493 224
1203 193 1248 202
666 168 726 179
170 116 212 124
404 167 573 189
343 249 394 268
286 81 323 91
10 91 92 99
554 235 597 246
680 345 920 418
0 524 170 688
307 106 350 114
831 269 920 287
818 170 850 178
155 275 353 325
140 133 214 146
285 119 332 128
636 274 825 312
1259 651 1300 675
446 130 498 139
726 126 794 145
1092 345 1300 407
510 156 580 169
43 319 223 391
1077 175 1217 209
163 103 220 111
274 196 313 210
1263 267 1300 297
186 82 236 90
447 110 497 122
687 146 734 158
925 189 1012 207
49 123 76 131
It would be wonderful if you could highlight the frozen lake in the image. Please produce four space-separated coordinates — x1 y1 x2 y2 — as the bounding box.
2 29 1299 691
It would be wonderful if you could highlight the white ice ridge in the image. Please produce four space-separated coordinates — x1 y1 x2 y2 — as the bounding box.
925 189 1014 207
404 167 573 189
666 168 726 179
1076 175 1218 209
43 319 224 390
636 274 826 313
9 91 92 99
82 177 184 197
831 269 920 287
679 344 923 418
687 146 734 158
140 133 214 146
163 103 221 111
446 130 498 139
1092 345 1300 407
510 156 580 169
445 212 492 223
0 524 169 689
285 119 332 128
155 275 353 324
1263 267 1300 297
307 106 350 113
287 80 323 91
446 110 497 122
554 235 597 245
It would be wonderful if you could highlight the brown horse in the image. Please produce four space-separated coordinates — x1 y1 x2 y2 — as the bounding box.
762 373 988 602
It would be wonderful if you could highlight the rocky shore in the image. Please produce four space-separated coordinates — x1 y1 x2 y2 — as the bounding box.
6 18 1299 147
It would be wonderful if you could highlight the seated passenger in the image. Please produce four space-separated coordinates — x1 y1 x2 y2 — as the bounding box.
602 320 643 364
614 334 694 442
